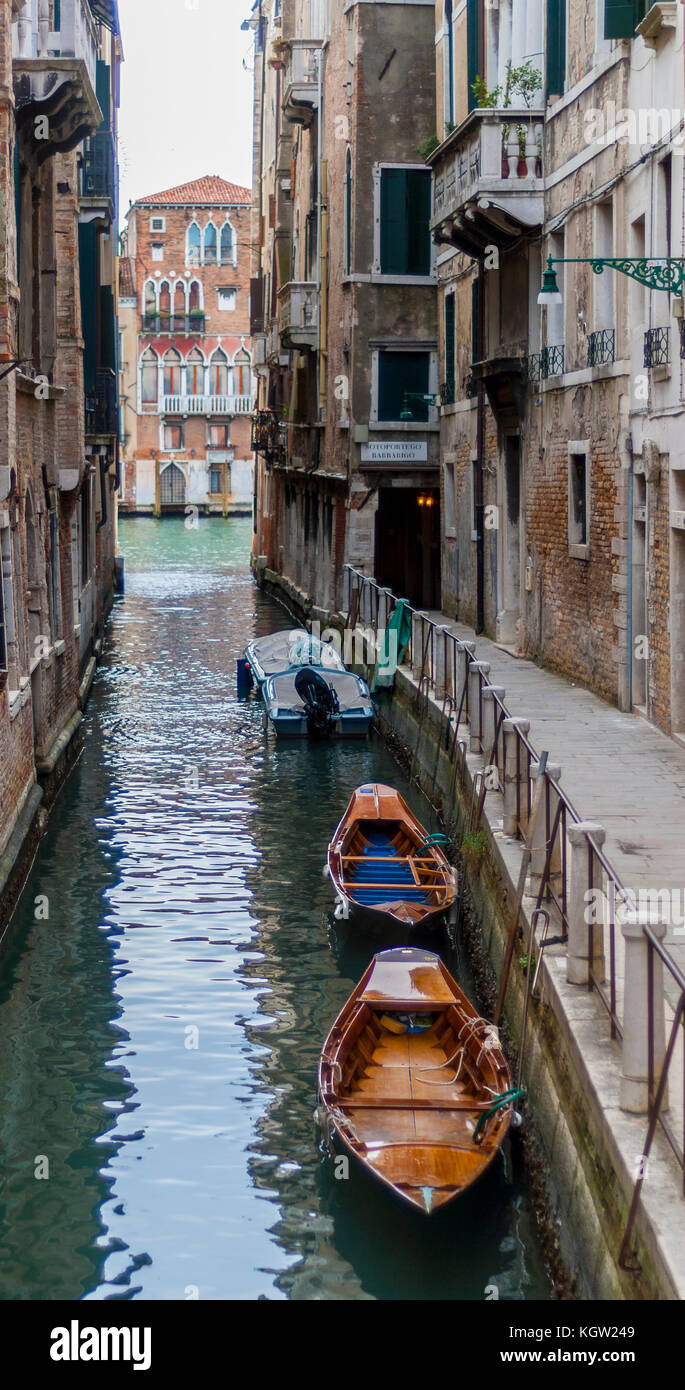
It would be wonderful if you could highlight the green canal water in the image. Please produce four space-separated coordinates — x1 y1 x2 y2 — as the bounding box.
0 517 552 1300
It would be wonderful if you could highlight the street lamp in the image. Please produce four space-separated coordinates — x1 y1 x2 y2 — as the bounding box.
399 391 439 421
537 254 685 306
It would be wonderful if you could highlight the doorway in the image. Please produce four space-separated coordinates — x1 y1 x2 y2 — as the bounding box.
375 485 440 609
497 436 522 648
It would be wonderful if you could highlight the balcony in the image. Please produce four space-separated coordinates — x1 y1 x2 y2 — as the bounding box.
13 0 102 159
431 110 544 258
283 40 321 127
161 394 254 416
85 368 117 437
80 128 115 207
143 314 206 335
278 281 318 350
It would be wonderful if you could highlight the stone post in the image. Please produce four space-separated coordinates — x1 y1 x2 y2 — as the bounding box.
481 685 505 773
456 640 476 713
468 661 490 753
411 612 424 680
529 760 562 891
620 912 668 1115
502 718 530 836
434 626 453 699
567 822 606 985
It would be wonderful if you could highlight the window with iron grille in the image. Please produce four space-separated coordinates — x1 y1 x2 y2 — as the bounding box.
679 317 685 359
210 467 224 495
587 328 615 367
644 326 670 368
568 445 590 558
443 293 456 403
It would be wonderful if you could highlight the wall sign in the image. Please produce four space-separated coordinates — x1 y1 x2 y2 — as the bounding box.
360 440 428 464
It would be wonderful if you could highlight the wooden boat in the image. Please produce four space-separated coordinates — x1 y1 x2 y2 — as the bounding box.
243 628 345 689
262 667 374 738
327 783 457 932
318 947 515 1214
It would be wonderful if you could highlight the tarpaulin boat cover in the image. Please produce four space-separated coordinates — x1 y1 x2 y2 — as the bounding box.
269 669 371 712
251 629 345 677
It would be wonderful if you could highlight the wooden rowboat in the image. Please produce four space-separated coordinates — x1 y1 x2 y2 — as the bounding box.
327 783 457 932
318 948 515 1214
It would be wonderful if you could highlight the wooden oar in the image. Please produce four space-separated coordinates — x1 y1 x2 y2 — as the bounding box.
493 750 548 1027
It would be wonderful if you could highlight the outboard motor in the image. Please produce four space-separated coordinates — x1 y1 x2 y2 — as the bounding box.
294 667 340 737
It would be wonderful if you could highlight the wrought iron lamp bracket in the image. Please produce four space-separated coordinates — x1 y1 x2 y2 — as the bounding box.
547 255 685 294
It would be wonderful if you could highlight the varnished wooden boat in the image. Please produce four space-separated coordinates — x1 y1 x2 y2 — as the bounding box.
318 948 515 1214
327 783 457 932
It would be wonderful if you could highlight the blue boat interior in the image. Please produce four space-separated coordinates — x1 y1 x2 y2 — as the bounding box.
346 825 431 907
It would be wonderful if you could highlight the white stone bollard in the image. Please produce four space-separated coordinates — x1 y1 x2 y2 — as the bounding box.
468 661 491 753
529 760 562 891
433 626 452 700
502 718 531 836
481 686 505 777
566 821 606 985
620 912 668 1115
411 613 424 680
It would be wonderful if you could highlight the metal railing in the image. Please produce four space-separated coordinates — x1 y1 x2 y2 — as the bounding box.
644 326 670 368
80 128 115 201
587 328 616 367
161 393 253 416
85 368 117 436
142 314 206 334
342 561 685 1255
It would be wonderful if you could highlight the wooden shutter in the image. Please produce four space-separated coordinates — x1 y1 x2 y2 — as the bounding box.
604 0 636 38
380 169 408 275
471 275 480 365
78 222 98 393
546 0 566 98
466 0 479 112
445 293 456 393
406 170 432 276
96 59 110 129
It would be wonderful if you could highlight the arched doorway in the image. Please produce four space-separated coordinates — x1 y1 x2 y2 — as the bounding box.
160 463 186 507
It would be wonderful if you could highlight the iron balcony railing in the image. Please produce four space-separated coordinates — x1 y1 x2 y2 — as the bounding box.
161 394 253 416
342 560 685 1264
80 128 115 201
85 367 117 436
524 345 565 382
142 314 206 334
440 381 455 406
644 326 670 368
587 328 616 368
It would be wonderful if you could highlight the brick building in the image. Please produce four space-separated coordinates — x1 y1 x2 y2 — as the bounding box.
0 0 122 927
119 176 255 517
430 0 685 739
248 0 438 612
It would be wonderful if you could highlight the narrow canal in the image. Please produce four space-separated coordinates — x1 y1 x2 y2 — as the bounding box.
0 517 551 1301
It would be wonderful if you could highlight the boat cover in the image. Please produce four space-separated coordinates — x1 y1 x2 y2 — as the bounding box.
267 668 372 711
249 629 345 678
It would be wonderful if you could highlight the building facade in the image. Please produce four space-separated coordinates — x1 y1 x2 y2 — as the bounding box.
248 0 438 612
119 176 255 517
0 0 122 923
430 0 685 737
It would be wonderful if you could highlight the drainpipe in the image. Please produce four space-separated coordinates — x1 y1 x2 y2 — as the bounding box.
618 427 633 710
475 263 485 634
319 157 328 419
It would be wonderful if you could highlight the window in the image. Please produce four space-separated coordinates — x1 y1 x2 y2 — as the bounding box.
163 349 182 395
173 278 187 324
187 221 201 265
150 216 166 232
378 349 430 422
568 444 590 558
445 0 455 127
209 349 228 396
204 222 217 264
140 348 158 403
210 467 224 495
444 293 456 399
209 423 230 448
233 348 251 396
467 0 478 111
163 424 184 450
49 508 63 642
151 244 164 262
604 0 648 39
186 347 204 396
189 280 202 315
379 168 432 277
220 222 235 265
546 0 567 99
143 280 157 317
218 288 237 311
158 280 171 325
344 148 352 276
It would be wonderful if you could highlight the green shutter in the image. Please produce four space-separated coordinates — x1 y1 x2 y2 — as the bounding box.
378 351 430 422
546 0 566 98
445 294 455 393
471 276 480 364
95 59 111 130
406 170 431 276
467 0 479 112
380 169 408 275
78 222 98 393
604 0 636 38
100 286 116 370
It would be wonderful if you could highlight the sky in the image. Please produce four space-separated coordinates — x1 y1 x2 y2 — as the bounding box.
117 0 255 222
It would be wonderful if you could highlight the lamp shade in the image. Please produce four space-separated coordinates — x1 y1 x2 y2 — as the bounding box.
538 258 562 306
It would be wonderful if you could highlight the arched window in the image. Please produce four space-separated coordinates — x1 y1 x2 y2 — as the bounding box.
143 280 157 323
344 148 352 276
173 279 187 326
233 348 251 397
158 280 171 326
187 221 201 266
220 221 235 265
163 349 182 396
189 280 202 314
186 347 205 396
209 348 228 396
140 348 159 403
204 222 217 265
